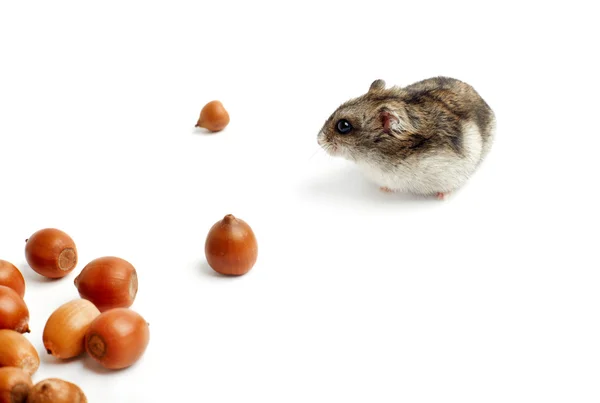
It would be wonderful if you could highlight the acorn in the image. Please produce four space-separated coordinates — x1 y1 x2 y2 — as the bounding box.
195 100 230 132
0 286 30 333
26 378 87 403
0 367 33 403
0 330 40 375
85 308 150 370
205 214 258 275
0 260 26 298
25 228 77 279
74 257 138 312
43 299 101 359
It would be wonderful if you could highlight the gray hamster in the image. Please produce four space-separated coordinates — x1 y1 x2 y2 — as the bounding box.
317 77 496 199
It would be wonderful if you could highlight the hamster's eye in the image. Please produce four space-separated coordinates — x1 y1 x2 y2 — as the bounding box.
336 119 353 134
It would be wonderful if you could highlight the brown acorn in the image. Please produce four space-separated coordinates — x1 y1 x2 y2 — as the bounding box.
0 330 40 375
26 378 87 403
195 100 230 132
74 257 138 312
0 367 33 403
205 214 258 276
0 260 26 298
25 228 77 279
0 286 30 333
85 308 150 370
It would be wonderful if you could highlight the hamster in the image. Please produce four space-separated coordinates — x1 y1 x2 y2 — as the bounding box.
317 77 496 199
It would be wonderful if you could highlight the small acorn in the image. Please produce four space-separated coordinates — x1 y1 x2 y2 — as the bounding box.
195 100 230 132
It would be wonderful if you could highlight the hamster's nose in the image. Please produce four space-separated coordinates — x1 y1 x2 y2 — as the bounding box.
317 132 325 146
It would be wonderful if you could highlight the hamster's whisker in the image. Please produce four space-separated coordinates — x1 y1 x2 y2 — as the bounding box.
307 147 322 161
323 144 334 157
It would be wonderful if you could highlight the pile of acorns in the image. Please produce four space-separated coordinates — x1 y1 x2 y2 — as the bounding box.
0 228 149 402
0 213 258 402
3 96 255 402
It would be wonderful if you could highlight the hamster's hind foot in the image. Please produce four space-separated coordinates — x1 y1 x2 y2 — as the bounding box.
380 186 395 193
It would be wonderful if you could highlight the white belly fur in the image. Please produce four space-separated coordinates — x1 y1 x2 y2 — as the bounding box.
357 122 488 195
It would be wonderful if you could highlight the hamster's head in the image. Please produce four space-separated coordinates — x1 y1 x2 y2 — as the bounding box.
317 79 407 162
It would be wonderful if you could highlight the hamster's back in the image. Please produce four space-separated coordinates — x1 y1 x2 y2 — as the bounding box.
403 76 496 158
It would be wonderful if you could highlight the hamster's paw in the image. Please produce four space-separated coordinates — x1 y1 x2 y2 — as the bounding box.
436 192 450 200
380 186 395 193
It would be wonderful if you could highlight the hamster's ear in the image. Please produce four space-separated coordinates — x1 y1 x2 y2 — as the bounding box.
369 79 386 92
380 109 398 133
379 108 409 139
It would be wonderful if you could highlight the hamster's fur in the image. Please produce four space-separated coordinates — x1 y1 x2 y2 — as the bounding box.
317 77 495 198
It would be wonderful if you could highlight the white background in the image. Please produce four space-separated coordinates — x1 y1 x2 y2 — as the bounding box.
1 1 599 402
